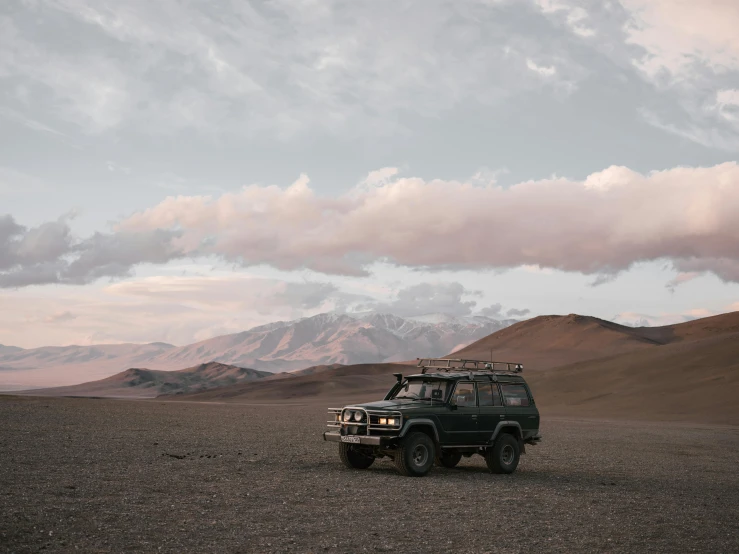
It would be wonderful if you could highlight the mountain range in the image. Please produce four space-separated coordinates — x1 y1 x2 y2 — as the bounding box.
177 311 739 424
0 312 514 389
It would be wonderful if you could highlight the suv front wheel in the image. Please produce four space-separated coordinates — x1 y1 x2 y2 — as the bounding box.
485 433 520 474
394 432 435 477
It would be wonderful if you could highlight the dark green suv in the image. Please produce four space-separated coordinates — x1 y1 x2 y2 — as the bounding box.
323 358 541 477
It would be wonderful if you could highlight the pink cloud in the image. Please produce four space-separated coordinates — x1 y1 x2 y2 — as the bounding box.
119 162 739 282
622 0 739 78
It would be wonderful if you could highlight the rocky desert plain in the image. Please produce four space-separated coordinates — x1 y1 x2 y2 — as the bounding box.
1 312 738 553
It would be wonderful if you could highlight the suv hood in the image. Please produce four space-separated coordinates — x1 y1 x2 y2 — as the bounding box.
350 399 439 411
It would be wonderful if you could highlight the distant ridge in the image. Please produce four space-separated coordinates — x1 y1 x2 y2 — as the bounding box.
21 362 270 398
0 344 24 355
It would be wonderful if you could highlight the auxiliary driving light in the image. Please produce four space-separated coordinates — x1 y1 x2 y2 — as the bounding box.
387 418 396 426
379 418 387 425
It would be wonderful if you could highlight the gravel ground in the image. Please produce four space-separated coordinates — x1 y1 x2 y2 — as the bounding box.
1 396 738 553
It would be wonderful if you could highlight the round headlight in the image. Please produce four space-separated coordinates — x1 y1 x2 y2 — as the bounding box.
343 410 352 422
353 410 364 422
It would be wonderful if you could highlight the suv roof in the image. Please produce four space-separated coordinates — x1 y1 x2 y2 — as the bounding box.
409 357 527 383
405 372 527 384
416 357 524 373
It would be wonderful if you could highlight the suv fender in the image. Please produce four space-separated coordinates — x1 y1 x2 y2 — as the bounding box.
399 419 440 442
489 421 523 444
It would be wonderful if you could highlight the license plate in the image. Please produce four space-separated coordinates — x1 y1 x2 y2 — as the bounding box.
340 435 361 443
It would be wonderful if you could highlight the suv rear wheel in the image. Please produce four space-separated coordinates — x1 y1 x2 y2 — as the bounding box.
435 450 463 468
485 433 520 474
338 443 375 469
394 432 435 477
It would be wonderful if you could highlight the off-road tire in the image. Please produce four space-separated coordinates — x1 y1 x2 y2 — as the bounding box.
338 443 375 469
485 433 520 474
394 432 435 477
435 450 463 468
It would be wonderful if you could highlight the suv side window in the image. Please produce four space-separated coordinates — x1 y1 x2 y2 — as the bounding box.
451 382 476 407
478 382 502 407
500 384 530 407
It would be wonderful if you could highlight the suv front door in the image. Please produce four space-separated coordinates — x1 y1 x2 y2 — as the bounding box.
437 381 479 444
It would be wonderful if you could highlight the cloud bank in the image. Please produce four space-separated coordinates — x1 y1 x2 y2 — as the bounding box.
0 0 583 139
120 162 739 284
2 161 739 288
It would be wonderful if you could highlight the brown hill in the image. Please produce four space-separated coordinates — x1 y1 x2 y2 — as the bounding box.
23 362 270 399
528 330 739 425
450 311 739 370
171 363 406 403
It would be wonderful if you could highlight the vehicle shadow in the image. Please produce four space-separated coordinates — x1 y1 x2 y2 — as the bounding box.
331 459 642 491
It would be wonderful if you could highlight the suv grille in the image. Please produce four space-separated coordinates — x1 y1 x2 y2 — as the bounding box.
326 408 402 434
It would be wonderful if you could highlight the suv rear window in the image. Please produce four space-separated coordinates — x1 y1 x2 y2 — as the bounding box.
500 384 530 407
478 382 502 406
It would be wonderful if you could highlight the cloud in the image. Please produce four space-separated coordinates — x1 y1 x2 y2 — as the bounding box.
671 258 739 285
713 89 739 123
506 308 530 317
0 215 72 271
533 1 596 37
106 161 131 174
4 160 739 288
526 58 556 77
0 214 184 288
620 0 739 79
589 273 618 287
612 311 703 327
0 274 359 347
666 271 701 292
478 303 503 318
117 162 739 285
0 0 586 138
44 311 76 323
107 275 343 315
605 1 739 150
369 282 478 317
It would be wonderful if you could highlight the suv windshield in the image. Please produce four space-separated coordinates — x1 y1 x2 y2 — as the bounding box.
391 379 451 402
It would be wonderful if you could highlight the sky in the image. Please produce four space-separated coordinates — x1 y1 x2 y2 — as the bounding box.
1 0 739 348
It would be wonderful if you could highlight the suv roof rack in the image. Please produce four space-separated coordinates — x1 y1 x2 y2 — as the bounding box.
416 358 523 374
